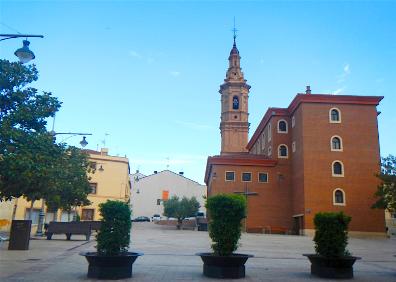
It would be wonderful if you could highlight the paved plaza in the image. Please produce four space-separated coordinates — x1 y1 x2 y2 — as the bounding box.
0 223 395 281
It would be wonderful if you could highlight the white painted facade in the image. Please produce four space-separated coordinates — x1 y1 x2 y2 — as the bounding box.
130 170 207 218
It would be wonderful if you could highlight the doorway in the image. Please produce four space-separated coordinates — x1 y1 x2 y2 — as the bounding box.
292 214 304 235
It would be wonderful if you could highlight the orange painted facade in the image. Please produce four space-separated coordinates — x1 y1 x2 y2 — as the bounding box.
205 43 385 236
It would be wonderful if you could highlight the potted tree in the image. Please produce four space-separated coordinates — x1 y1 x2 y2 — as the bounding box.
163 195 200 229
81 200 142 279
303 212 360 279
197 194 253 279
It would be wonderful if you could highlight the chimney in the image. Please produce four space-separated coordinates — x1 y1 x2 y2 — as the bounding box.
100 148 109 156
179 172 184 176
306 86 311 95
154 171 158 174
136 169 139 173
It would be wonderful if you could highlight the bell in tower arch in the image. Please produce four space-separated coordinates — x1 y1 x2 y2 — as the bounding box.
233 96 239 110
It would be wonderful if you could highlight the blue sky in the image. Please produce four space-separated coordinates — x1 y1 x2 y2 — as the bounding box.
1 1 395 184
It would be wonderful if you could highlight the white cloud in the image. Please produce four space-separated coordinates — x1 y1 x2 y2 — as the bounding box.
333 88 345 95
170 71 181 77
337 63 351 83
147 57 155 64
175 120 214 130
343 64 350 75
129 50 141 59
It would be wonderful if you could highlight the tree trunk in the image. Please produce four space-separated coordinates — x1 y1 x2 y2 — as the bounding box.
28 200 35 220
12 198 18 220
177 218 182 230
53 209 58 222
68 211 71 222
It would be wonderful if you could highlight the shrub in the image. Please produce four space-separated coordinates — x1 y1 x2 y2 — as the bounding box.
96 200 131 256
206 194 246 256
163 195 200 229
313 212 351 257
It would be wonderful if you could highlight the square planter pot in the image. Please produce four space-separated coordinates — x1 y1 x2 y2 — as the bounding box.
197 252 253 279
81 251 143 280
303 254 361 279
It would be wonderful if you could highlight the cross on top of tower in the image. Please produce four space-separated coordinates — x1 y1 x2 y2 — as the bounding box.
232 17 238 47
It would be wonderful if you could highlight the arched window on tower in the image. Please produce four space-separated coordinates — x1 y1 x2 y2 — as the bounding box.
332 161 344 176
331 136 342 151
278 145 288 158
277 120 288 133
232 96 239 110
329 108 341 123
333 189 346 205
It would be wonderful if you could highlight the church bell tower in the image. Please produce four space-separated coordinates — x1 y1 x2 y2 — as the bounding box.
219 37 251 155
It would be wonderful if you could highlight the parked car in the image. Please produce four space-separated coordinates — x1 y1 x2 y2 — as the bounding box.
132 216 150 222
196 211 205 218
152 214 161 221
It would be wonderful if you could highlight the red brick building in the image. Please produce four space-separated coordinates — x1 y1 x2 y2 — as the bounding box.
205 40 385 236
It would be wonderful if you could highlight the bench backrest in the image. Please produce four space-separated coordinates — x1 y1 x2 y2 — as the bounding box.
182 219 197 227
84 221 102 231
47 222 91 233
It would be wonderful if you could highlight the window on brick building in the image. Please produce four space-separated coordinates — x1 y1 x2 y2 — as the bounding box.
278 144 288 158
292 141 296 153
268 146 272 156
292 116 295 128
277 120 288 133
331 136 342 151
332 161 344 176
268 123 272 141
81 209 94 220
242 172 252 182
329 108 341 123
89 183 97 194
225 171 235 181
333 189 345 205
258 173 268 183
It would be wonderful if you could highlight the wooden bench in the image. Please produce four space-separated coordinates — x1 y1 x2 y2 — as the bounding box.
86 221 101 231
197 218 208 231
181 219 197 230
247 227 264 233
264 226 289 235
46 222 91 241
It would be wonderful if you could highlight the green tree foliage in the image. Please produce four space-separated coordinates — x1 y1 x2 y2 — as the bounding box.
45 146 93 214
313 212 351 258
163 195 200 228
97 200 131 256
206 194 246 256
0 59 61 202
372 155 396 212
0 60 91 216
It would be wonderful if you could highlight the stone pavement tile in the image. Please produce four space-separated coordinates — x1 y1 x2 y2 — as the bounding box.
1 223 396 281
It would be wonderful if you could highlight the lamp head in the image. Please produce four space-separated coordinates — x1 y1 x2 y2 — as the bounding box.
14 40 35 64
80 136 88 147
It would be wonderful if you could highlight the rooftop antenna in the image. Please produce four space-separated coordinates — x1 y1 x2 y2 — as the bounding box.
166 157 170 169
102 133 109 147
232 17 238 46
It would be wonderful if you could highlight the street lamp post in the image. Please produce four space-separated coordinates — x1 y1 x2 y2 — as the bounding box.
35 132 93 236
0 34 44 63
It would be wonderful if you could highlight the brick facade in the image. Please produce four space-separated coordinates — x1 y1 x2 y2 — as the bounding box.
205 42 385 236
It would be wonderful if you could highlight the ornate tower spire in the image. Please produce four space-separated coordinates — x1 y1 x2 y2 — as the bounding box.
219 30 251 155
